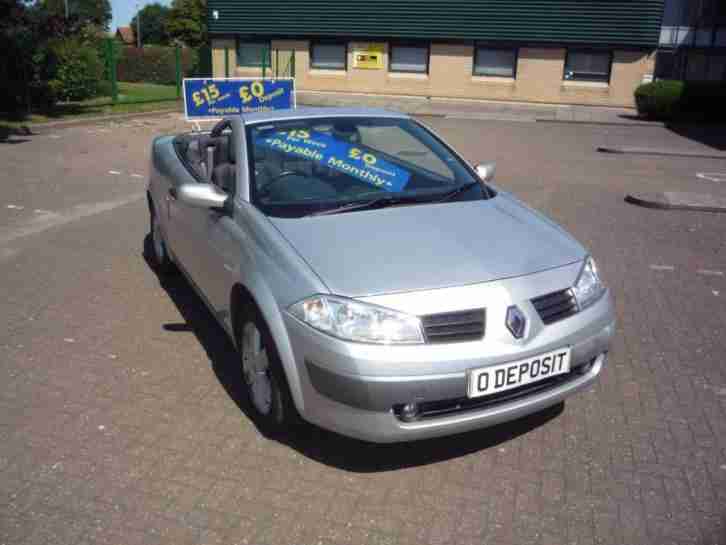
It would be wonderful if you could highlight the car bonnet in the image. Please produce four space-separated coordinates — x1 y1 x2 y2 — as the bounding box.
268 195 586 298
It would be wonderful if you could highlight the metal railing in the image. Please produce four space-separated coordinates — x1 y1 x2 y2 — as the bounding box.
100 38 212 105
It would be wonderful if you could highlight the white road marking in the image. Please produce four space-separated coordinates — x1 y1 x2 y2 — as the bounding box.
48 134 61 139
0 193 145 245
6 204 25 210
130 173 144 179
33 209 52 214
697 269 724 276
714 290 720 296
108 170 122 175
650 264 675 271
697 172 726 183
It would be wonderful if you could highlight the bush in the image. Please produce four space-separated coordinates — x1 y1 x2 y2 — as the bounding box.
96 79 114 97
634 80 683 120
47 38 105 101
635 80 726 122
116 45 198 85
29 81 57 110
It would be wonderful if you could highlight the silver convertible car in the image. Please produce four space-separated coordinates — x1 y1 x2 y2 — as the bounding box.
147 107 615 443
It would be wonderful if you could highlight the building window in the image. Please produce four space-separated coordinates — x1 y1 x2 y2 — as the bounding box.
473 47 517 77
709 55 726 81
686 51 726 81
686 51 709 80
564 50 612 83
237 41 271 68
390 44 429 73
310 42 347 70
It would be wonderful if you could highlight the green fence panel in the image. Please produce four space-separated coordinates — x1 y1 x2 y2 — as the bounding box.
175 46 182 98
103 38 119 104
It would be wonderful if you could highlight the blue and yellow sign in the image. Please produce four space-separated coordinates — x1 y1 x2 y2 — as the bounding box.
183 78 295 119
256 129 411 192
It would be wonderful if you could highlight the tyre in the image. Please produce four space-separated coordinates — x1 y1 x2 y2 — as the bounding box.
149 207 176 275
237 304 300 435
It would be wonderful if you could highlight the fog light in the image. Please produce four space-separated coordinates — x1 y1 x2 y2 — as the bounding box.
400 402 419 422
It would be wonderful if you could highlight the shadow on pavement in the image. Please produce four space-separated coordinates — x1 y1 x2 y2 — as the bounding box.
143 234 564 472
666 123 726 152
0 124 32 144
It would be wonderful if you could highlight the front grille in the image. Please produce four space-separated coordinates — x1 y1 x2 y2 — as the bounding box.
531 289 578 325
421 309 485 344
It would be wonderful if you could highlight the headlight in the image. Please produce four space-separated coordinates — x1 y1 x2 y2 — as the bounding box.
572 257 606 310
288 295 424 344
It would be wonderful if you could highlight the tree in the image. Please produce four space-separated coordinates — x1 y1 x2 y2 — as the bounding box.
131 3 171 46
1 0 34 113
42 0 112 31
166 0 207 47
46 37 104 101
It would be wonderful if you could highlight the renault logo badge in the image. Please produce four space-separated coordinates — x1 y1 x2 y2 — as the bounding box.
506 306 527 339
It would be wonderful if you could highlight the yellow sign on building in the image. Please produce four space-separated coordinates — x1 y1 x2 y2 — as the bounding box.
353 44 385 69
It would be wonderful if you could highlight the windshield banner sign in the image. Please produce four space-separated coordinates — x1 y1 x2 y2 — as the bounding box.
183 78 295 120
257 129 411 192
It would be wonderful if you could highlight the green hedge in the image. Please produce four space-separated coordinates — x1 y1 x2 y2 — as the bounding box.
635 80 726 122
116 46 199 85
48 38 105 101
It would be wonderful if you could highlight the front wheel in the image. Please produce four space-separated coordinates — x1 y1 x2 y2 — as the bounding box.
238 307 300 435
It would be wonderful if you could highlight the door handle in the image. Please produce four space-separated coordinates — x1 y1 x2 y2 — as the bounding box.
168 187 177 200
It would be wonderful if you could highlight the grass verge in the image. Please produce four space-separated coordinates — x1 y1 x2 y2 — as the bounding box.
1 82 182 128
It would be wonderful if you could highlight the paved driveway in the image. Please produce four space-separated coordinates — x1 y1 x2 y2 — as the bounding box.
1 114 725 545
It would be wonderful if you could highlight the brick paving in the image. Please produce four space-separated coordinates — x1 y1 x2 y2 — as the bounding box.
1 115 725 545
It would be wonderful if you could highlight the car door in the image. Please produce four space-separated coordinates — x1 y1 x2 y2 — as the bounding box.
166 136 219 297
202 206 242 335
164 172 208 292
191 130 243 335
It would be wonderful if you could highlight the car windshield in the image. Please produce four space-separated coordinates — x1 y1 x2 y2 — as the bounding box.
246 116 489 217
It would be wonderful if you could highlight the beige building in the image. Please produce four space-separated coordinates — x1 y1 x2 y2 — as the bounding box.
208 0 663 108
212 39 655 108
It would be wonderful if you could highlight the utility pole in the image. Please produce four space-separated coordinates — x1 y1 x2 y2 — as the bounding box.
64 0 69 18
136 1 142 48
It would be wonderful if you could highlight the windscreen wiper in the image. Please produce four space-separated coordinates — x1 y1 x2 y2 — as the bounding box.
307 196 423 217
435 181 481 202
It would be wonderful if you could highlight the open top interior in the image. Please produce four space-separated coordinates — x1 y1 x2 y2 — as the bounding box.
174 131 236 194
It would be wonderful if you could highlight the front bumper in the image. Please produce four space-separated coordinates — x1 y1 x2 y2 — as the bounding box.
285 288 615 443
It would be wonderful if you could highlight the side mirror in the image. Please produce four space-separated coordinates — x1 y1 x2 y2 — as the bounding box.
475 162 496 183
176 183 228 210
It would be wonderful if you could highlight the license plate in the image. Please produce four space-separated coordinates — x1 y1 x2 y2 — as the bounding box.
467 347 571 399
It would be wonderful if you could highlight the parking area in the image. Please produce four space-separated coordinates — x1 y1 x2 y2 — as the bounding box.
1 113 725 545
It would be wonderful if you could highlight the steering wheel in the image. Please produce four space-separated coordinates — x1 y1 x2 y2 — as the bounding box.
257 171 300 199
210 119 232 138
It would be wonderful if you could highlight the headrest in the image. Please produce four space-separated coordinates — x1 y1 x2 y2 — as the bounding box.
212 163 235 193
202 134 235 165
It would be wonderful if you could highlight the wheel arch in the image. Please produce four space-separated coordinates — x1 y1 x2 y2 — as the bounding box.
229 282 305 413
